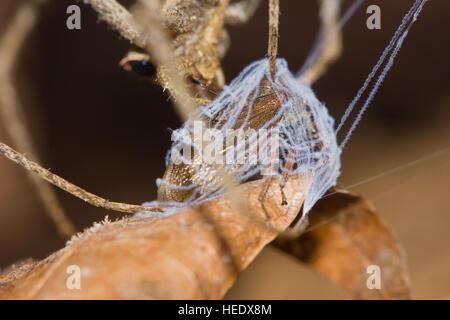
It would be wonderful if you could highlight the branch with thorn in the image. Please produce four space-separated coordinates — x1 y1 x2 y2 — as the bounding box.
0 142 161 214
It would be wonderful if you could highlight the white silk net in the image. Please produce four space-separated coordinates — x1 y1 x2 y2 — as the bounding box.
151 58 341 216
139 0 427 222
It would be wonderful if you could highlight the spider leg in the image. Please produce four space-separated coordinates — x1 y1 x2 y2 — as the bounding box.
280 184 288 206
279 146 311 237
258 146 296 220
279 146 297 206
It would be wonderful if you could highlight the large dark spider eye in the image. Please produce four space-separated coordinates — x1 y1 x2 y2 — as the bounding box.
126 60 155 76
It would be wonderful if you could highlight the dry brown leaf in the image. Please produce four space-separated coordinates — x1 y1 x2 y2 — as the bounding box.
0 177 308 299
274 189 411 299
0 258 38 289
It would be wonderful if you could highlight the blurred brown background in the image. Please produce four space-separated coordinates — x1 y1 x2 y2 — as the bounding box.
0 0 448 299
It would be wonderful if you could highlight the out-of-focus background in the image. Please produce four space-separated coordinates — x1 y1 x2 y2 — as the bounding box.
0 0 448 299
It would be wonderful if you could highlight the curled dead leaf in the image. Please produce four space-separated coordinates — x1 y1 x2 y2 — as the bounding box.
274 190 411 300
0 177 308 299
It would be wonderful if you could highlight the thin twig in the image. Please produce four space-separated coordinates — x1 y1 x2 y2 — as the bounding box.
268 0 279 79
0 142 162 214
125 3 171 69
299 0 342 84
133 0 229 120
85 0 230 119
225 0 263 25
133 1 197 119
0 0 77 238
82 0 146 47
86 0 200 120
